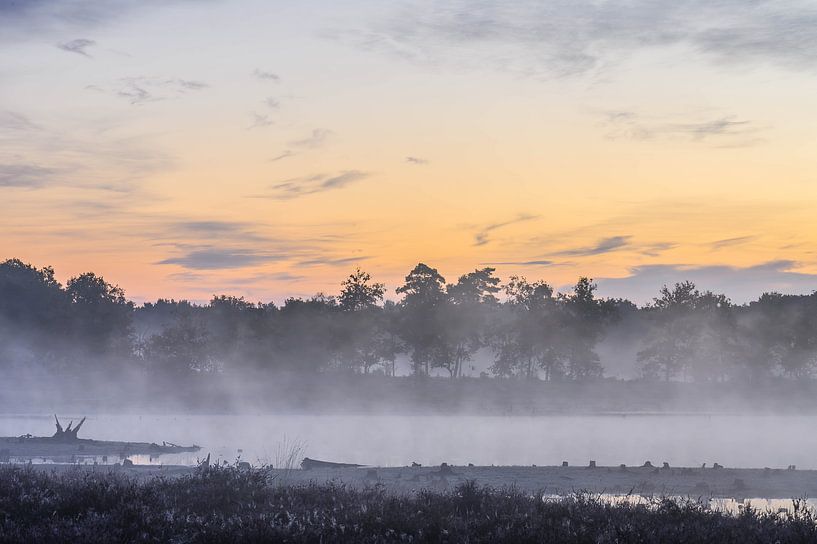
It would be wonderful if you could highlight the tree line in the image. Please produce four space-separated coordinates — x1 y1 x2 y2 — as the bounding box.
1 258 816 382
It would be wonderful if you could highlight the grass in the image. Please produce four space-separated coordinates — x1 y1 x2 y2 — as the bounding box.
1 465 817 543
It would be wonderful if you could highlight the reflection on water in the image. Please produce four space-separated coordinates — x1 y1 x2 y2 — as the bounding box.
4 413 817 469
544 494 817 515
1 452 199 466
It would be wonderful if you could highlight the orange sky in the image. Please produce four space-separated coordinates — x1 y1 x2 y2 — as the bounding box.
2 1 817 304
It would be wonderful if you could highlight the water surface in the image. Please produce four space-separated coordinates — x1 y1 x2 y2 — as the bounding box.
2 413 816 469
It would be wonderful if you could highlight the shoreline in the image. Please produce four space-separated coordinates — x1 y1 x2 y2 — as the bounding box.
8 463 817 499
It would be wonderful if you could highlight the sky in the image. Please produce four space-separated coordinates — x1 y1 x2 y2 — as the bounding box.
1 0 817 305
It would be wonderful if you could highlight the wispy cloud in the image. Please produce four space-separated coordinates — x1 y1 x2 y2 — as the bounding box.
57 38 95 57
177 79 207 90
172 221 253 235
675 118 755 141
597 260 817 304
267 129 333 162
297 256 370 267
1 1 203 44
0 163 59 188
479 259 554 266
264 97 280 109
269 151 294 162
99 77 208 105
0 111 40 131
641 242 677 257
710 235 756 249
406 156 429 165
348 0 817 77
156 248 286 270
227 272 305 284
0 126 174 193
553 235 632 256
289 129 334 149
253 69 280 81
473 213 538 246
257 171 371 200
151 220 273 246
603 111 765 146
248 113 273 129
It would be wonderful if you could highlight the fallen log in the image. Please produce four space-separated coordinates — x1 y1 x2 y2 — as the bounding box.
1 416 200 462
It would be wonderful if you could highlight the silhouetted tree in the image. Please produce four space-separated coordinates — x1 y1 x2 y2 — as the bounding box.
560 277 604 379
275 295 338 373
491 276 564 380
397 263 446 375
637 282 735 381
0 259 70 367
738 293 817 379
66 272 133 362
434 268 501 377
335 269 389 374
145 316 211 375
339 268 385 312
7 256 817 386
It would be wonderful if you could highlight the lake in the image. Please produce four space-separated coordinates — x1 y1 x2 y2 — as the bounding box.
2 413 816 469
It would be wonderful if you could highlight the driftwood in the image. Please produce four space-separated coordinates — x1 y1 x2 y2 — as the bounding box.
52 415 86 442
1 416 200 461
300 457 363 470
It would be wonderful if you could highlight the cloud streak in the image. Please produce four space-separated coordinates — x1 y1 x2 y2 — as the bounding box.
1 1 204 44
98 77 209 105
553 235 632 256
248 113 273 129
479 259 554 266
253 69 280 81
0 163 58 188
297 256 371 267
288 129 334 149
641 242 678 257
269 151 294 162
156 248 286 270
0 111 40 131
473 213 538 246
603 111 765 145
711 235 756 249
257 170 370 200
349 0 817 77
598 260 817 304
57 38 95 57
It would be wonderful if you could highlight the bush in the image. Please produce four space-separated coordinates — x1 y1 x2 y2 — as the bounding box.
1 466 816 543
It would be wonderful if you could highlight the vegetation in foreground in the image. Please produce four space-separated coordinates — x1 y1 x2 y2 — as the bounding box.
1 466 817 543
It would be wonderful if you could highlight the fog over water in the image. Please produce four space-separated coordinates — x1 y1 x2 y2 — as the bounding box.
3 413 817 469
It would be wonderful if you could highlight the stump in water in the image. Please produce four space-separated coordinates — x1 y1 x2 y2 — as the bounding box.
52 415 86 442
